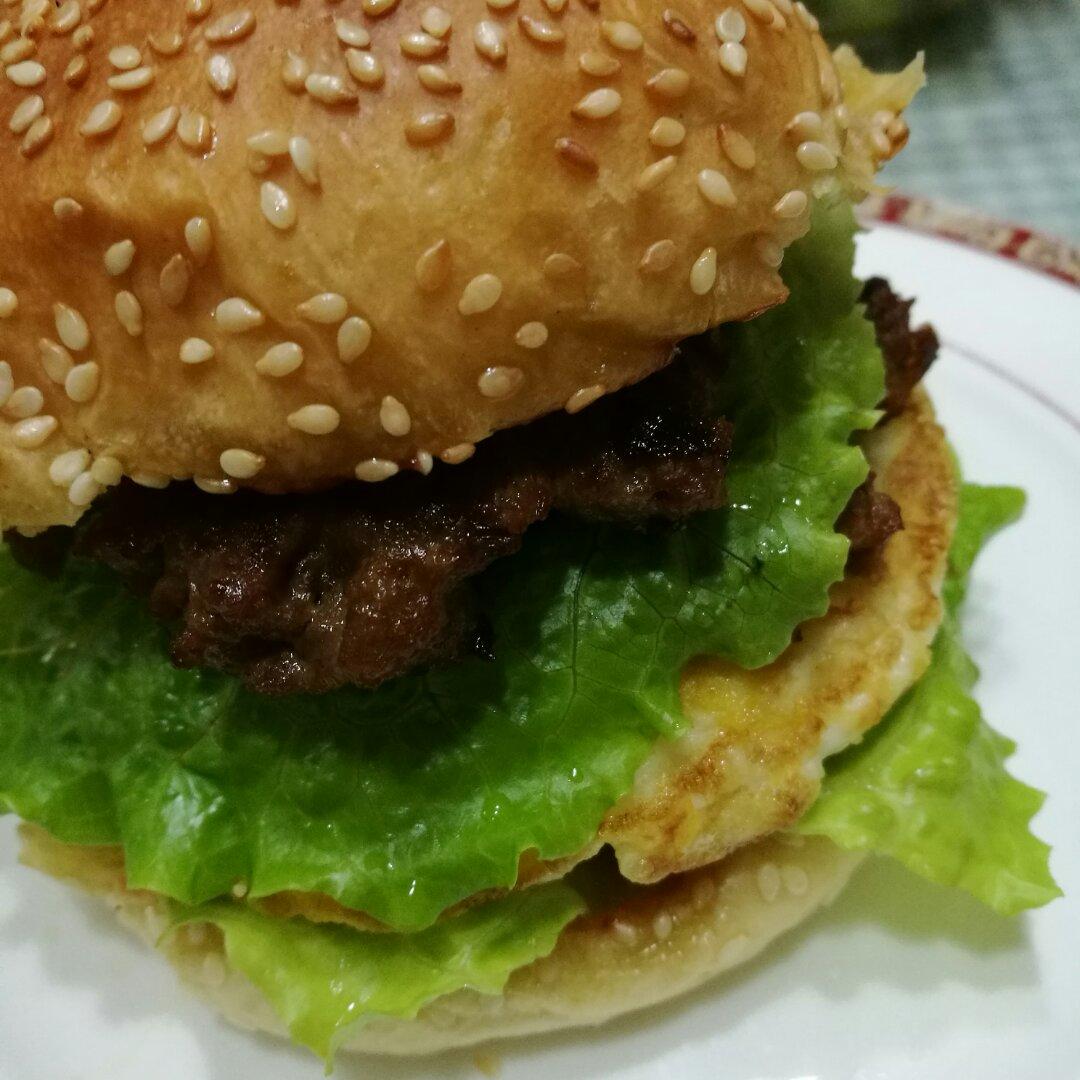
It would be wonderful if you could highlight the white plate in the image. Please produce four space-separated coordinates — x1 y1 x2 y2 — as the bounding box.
2 207 1079 1080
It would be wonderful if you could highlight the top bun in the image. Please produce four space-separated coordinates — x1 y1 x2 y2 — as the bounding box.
0 0 900 530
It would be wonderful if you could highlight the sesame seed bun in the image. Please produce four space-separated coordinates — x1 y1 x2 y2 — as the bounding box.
0 0 914 532
19 821 862 1056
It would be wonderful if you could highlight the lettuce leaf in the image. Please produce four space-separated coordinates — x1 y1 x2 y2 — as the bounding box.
0 202 882 930
174 881 583 1062
799 484 1061 914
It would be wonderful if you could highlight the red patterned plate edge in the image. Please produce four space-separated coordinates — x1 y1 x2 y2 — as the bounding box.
859 192 1080 289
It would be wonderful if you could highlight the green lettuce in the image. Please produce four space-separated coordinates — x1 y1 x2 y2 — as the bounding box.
799 484 1060 915
0 202 882 930
174 882 583 1061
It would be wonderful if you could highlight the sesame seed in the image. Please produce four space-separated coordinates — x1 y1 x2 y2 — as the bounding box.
194 477 237 496
335 18 371 49
1 40 34 67
786 110 822 140
417 65 461 94
515 322 548 349
49 449 91 487
362 0 401 15
601 19 643 51
337 317 372 362
6 61 46 88
662 9 697 43
796 140 837 171
5 386 43 419
64 55 90 88
572 88 622 120
781 865 810 896
20 116 54 158
148 31 184 57
255 341 303 377
401 31 446 58
306 72 358 105
54 303 90 352
690 247 718 295
718 41 747 78
65 361 100 403
108 66 155 93
652 912 674 941
518 15 564 46
287 404 341 436
834 104 850 130
206 54 237 95
53 198 84 223
177 109 213 152
114 291 144 336
473 21 507 64
204 9 256 44
415 239 451 292
220 448 264 480
486 0 516 9
756 862 781 902
184 217 213 265
281 51 309 92
439 443 475 465
104 239 136 276
743 0 776 20
416 450 434 475
289 136 319 186
405 111 454 146
38 339 73 384
636 155 676 192
90 456 123 487
379 396 411 436
794 2 819 31
9 94 43 134
715 8 746 42
420 6 452 38
566 385 604 414
11 415 57 449
0 363 12 408
69 471 103 507
260 182 296 230
773 189 809 219
247 129 290 156
180 338 215 364
719 124 757 170
109 45 141 70
143 105 179 146
132 471 170 489
216 298 264 334
646 67 690 99
79 99 122 138
649 117 685 148
355 458 399 483
477 366 524 399
344 50 383 87
639 239 677 275
160 255 192 308
543 253 581 278
755 236 784 268
458 274 502 316
0 288 17 318
298 293 348 324
579 51 620 77
555 137 598 175
697 168 737 207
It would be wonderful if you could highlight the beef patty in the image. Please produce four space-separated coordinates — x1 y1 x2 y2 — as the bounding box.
6 280 936 695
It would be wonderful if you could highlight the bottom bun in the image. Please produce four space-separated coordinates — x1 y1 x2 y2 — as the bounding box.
20 825 860 1057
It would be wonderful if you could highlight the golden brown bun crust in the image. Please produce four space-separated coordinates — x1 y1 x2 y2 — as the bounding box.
19 823 861 1056
2 0 878 529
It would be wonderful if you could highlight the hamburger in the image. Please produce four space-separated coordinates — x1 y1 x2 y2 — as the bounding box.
0 0 1059 1063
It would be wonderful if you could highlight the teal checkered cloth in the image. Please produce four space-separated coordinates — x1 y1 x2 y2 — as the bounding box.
874 0 1080 240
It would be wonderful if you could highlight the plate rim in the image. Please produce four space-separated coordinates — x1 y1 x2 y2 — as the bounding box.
859 192 1080 289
